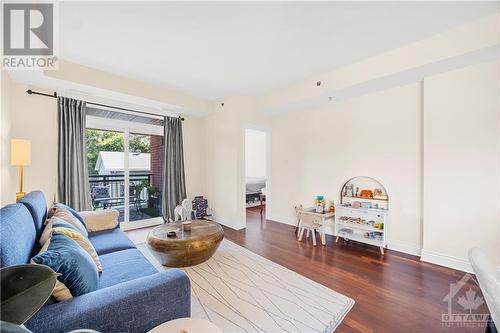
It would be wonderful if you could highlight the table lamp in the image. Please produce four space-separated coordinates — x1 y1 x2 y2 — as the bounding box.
10 139 31 201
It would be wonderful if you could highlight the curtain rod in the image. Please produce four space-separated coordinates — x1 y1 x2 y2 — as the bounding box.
26 89 185 121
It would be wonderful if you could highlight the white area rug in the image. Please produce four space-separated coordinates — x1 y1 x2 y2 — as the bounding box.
138 240 354 333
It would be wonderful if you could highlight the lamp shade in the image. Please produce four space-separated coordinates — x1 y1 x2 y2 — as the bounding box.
11 139 31 166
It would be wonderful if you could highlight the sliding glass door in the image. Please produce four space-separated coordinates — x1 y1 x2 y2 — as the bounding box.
127 132 164 224
87 129 127 221
85 108 165 230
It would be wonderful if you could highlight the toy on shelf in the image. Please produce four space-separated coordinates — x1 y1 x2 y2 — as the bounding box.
314 195 326 213
361 202 372 209
364 232 383 241
373 188 388 200
359 190 373 198
352 201 361 208
343 184 355 197
338 228 353 237
329 201 335 213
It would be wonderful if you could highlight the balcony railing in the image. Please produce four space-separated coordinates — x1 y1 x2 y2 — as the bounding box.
88 173 155 214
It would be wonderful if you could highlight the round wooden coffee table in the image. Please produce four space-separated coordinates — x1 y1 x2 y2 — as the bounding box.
147 220 224 267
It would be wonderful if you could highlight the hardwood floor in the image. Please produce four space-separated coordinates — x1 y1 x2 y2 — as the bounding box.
127 207 489 333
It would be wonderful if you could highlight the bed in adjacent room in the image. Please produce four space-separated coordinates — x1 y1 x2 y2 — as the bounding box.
245 177 266 204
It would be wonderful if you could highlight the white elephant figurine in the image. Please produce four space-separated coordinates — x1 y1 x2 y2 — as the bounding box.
174 198 192 221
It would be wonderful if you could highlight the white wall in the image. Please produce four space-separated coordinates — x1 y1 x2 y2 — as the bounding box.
203 95 270 229
245 129 266 178
2 81 58 205
422 61 499 270
182 117 206 198
1 71 14 206
267 83 423 254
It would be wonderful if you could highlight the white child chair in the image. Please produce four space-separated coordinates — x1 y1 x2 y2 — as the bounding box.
297 212 323 246
294 205 303 235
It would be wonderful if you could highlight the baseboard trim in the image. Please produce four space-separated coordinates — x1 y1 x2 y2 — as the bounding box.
420 249 473 273
266 214 296 227
210 216 246 230
120 217 163 231
267 213 425 258
387 240 422 257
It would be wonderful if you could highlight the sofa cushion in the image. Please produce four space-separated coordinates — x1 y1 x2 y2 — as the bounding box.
98 249 158 289
0 204 37 267
19 191 47 241
88 228 136 255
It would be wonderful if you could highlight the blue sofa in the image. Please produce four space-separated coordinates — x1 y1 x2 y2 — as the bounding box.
0 191 191 333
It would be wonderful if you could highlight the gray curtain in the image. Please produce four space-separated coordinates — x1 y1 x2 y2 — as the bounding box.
57 97 92 211
162 117 187 221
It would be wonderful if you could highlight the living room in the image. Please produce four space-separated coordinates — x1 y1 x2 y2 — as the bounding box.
1 2 499 333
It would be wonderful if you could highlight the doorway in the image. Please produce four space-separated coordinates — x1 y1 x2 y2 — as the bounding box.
243 127 270 225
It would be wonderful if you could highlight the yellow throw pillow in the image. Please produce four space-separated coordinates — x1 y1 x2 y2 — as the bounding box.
53 226 103 272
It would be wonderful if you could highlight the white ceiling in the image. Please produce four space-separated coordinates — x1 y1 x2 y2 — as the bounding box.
59 1 499 101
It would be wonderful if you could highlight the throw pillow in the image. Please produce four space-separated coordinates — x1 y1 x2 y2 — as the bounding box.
51 219 103 272
31 233 99 301
51 207 88 237
48 203 87 228
39 219 54 247
79 209 119 232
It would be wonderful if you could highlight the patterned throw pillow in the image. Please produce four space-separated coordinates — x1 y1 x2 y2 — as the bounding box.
31 233 99 301
39 218 103 272
52 219 103 272
51 207 88 237
48 203 87 228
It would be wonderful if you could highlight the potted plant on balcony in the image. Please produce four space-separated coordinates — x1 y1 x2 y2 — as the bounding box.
147 186 159 208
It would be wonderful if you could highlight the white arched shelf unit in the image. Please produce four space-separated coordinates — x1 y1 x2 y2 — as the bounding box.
335 176 389 254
